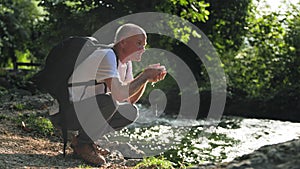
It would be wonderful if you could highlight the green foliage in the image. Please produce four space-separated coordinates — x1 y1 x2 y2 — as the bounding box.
78 164 92 168
0 0 43 67
16 113 54 136
135 156 175 169
0 85 8 97
0 114 9 121
197 0 252 54
157 0 210 23
223 1 300 99
33 0 211 63
2 0 299 113
14 102 25 110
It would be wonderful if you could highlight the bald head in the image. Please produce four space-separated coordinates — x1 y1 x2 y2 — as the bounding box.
114 23 146 44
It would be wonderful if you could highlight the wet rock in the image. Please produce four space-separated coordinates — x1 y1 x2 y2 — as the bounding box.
226 160 252 169
276 159 300 169
97 139 145 159
99 141 145 159
106 150 125 164
113 142 145 159
265 148 285 163
248 152 268 164
95 137 145 167
188 165 218 169
209 139 300 169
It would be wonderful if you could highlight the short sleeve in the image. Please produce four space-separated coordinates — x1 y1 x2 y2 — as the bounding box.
68 49 120 102
96 49 119 81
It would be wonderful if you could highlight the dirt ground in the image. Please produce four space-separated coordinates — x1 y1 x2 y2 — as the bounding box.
0 89 132 169
0 117 130 169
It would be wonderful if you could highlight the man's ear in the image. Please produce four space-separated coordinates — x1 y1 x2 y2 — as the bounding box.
119 39 127 48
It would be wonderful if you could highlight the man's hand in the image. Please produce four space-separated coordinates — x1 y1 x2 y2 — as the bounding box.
144 63 167 83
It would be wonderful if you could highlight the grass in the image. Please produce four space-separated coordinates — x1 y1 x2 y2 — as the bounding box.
134 157 175 169
15 113 54 137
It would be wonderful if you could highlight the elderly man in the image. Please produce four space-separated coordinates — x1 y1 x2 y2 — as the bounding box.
64 23 167 165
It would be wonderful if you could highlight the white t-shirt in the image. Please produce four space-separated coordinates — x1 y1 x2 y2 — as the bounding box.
68 48 133 102
118 60 133 83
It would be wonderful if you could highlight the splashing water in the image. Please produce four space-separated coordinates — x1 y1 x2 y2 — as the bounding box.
105 107 300 164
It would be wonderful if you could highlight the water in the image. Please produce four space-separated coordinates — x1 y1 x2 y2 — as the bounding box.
106 108 300 164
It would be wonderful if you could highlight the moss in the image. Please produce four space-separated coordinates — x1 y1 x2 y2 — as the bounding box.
15 113 54 137
134 157 175 169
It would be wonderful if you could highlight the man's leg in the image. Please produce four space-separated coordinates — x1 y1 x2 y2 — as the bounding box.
107 103 139 132
56 94 138 165
51 99 107 165
76 97 139 143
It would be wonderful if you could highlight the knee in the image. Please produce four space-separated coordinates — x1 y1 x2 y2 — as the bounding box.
118 103 139 122
132 104 139 119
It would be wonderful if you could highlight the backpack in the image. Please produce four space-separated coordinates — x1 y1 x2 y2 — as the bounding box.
33 36 100 96
32 36 110 156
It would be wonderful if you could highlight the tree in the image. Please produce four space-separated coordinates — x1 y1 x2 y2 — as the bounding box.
197 0 252 54
0 0 42 68
35 0 211 60
222 0 300 104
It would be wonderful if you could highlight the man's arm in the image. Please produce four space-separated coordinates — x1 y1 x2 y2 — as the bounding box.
128 83 147 103
104 67 165 102
128 70 167 103
127 64 167 103
104 69 150 102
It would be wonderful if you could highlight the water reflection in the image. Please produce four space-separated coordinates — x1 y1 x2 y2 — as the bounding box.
105 108 300 165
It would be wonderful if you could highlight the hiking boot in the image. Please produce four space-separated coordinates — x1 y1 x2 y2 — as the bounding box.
71 138 106 166
71 136 111 156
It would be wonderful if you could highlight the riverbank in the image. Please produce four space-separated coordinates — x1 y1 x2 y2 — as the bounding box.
199 138 300 169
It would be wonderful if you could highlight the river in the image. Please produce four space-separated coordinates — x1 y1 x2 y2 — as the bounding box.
105 107 300 165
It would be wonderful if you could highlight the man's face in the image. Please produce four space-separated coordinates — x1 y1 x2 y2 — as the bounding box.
123 34 147 62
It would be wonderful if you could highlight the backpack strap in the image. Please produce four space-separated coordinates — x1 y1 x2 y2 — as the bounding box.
112 48 119 67
68 80 107 101
56 86 71 157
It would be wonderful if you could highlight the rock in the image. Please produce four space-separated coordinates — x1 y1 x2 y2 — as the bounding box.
11 88 32 96
0 90 55 111
276 159 300 169
25 94 54 110
248 152 268 164
195 139 300 169
95 136 110 145
94 137 145 167
96 138 145 159
124 159 143 167
106 150 125 164
0 77 10 89
226 160 252 169
112 143 145 159
210 139 300 169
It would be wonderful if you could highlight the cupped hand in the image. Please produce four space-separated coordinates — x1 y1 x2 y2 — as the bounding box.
144 63 167 83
